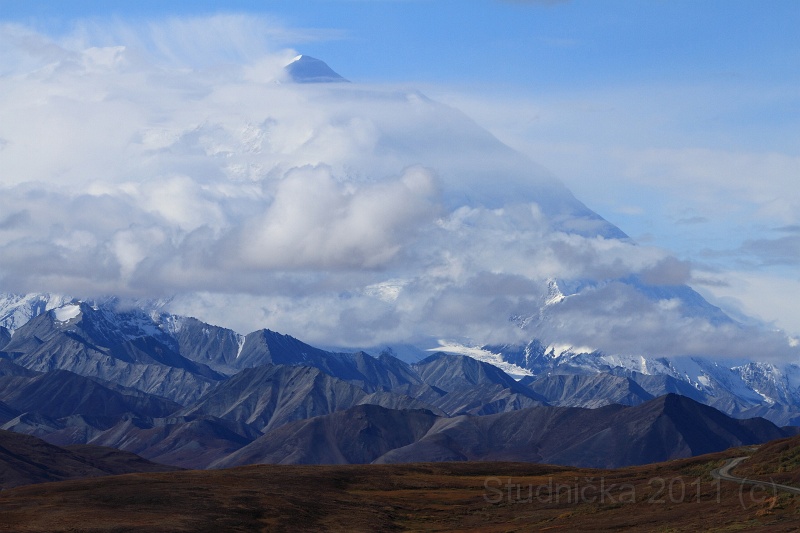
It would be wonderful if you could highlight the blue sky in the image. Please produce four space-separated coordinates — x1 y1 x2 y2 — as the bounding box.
0 1 798 349
5 1 799 87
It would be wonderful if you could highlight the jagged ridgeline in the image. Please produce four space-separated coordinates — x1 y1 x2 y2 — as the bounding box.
1 297 798 470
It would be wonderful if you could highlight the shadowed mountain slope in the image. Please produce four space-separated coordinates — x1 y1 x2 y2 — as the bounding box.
166 316 244 374
0 369 180 420
235 330 423 392
215 394 792 469
380 394 790 468
0 401 20 425
179 364 371 432
213 404 438 467
413 352 526 392
522 372 654 408
0 429 176 490
85 415 262 469
0 326 9 350
0 304 224 404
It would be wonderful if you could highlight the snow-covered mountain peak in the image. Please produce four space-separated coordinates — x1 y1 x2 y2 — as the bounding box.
284 54 348 83
0 293 73 332
544 279 565 306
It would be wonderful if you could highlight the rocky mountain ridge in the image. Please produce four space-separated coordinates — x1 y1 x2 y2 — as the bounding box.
0 297 798 470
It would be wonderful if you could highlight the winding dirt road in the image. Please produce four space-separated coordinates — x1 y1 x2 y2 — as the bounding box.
711 456 800 496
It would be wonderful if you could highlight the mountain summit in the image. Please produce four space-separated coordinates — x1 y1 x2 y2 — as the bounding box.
284 55 348 83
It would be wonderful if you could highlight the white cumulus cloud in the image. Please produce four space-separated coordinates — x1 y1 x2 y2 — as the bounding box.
0 15 797 362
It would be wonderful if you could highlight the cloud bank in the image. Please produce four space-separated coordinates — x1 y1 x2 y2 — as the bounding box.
0 15 797 361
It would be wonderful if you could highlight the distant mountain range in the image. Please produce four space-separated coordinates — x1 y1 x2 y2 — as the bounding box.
0 57 797 473
213 394 791 469
1 296 799 472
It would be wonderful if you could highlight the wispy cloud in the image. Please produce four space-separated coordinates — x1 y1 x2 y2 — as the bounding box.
0 15 797 361
675 216 709 225
738 234 800 266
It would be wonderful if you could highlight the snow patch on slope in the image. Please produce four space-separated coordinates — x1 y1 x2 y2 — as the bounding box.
431 341 533 379
52 304 81 323
548 343 598 360
235 335 246 359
